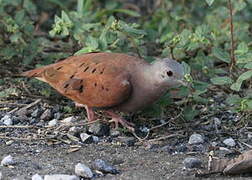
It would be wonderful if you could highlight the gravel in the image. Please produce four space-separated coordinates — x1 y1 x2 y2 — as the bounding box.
1 155 15 166
188 133 204 145
223 138 236 147
44 174 79 180
75 163 93 178
183 157 202 169
92 159 119 174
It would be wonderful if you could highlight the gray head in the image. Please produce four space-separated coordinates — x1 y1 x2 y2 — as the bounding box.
150 58 184 87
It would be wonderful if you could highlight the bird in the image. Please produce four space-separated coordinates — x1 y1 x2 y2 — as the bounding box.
22 52 184 131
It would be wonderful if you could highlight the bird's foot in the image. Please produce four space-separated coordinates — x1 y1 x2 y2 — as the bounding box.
105 110 135 132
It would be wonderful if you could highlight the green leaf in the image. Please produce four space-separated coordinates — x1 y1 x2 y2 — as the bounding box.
237 70 252 81
244 62 252 69
210 76 233 85
212 47 230 63
77 0 84 16
235 42 248 55
183 106 199 121
230 81 242 91
206 0 215 6
226 95 241 105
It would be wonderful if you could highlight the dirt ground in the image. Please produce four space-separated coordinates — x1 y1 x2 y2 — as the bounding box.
0 141 251 180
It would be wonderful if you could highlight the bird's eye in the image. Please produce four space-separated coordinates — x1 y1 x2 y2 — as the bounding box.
167 71 173 77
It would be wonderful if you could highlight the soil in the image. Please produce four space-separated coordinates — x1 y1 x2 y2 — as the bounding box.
0 83 252 180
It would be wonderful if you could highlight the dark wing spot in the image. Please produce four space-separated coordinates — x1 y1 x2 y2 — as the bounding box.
79 62 85 67
167 71 173 77
83 66 89 72
70 75 74 79
64 83 69 88
100 68 105 74
56 66 63 70
92 68 96 73
79 85 84 93
94 83 97 87
101 86 104 90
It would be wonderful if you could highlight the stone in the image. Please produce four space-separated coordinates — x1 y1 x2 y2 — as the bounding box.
31 108 42 118
1 115 13 126
223 138 236 147
118 136 136 147
80 133 93 144
48 119 58 127
188 133 204 145
1 155 15 166
183 157 202 169
110 129 121 137
40 109 52 121
75 163 93 178
32 174 43 180
61 116 77 124
44 174 79 180
88 123 110 136
92 159 119 174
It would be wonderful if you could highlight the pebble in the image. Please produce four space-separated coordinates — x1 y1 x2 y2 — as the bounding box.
44 174 79 180
75 163 93 178
188 133 204 144
80 133 93 144
1 155 15 166
92 136 99 143
0 115 13 126
48 119 58 127
40 109 52 121
110 129 121 137
88 123 110 136
0 172 2 180
213 117 221 126
223 137 236 147
54 112 61 120
117 136 136 147
92 159 119 174
183 157 202 168
32 174 43 180
31 108 42 118
62 116 77 124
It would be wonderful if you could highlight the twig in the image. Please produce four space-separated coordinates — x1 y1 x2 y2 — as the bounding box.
132 109 183 141
148 133 185 142
15 99 41 114
0 125 36 129
228 0 236 73
0 136 44 141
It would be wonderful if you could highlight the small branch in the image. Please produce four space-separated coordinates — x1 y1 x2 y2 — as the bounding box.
228 0 236 73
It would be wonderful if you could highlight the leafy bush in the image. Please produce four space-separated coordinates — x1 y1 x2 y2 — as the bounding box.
1 0 252 120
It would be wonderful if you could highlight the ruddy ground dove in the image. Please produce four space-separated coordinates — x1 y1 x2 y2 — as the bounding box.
22 52 184 131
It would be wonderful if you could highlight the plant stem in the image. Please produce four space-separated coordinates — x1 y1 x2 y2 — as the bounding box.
228 0 236 73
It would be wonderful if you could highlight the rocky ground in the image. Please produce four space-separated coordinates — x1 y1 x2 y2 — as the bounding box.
0 89 252 180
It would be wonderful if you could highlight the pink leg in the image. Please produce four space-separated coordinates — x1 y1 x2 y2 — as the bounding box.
75 102 95 122
105 110 135 132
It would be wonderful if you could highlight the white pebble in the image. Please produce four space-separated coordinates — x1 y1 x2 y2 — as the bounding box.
188 133 204 144
32 174 43 180
48 119 58 127
0 172 2 180
44 174 79 180
1 115 13 126
62 116 77 124
223 138 236 147
75 163 93 178
1 155 15 166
